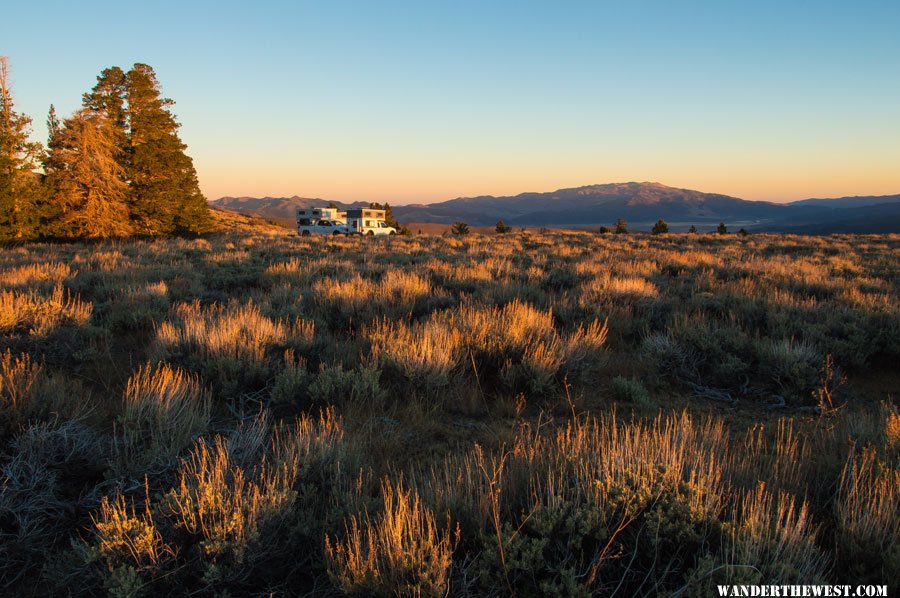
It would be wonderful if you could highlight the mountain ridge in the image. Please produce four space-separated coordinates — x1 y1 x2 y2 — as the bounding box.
209 183 900 233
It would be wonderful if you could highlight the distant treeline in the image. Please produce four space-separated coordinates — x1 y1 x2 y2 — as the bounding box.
0 57 211 242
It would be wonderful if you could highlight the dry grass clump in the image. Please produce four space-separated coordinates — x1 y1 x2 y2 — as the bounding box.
0 350 76 441
686 483 827 591
312 270 437 324
0 284 92 335
0 261 73 290
834 447 900 581
585 274 660 301
325 480 457 597
368 317 464 389
154 300 314 394
369 300 607 395
0 350 41 433
156 300 313 363
113 363 210 478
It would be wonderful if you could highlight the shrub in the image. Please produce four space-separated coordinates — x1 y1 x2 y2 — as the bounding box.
88 490 171 594
308 363 385 407
105 281 170 330
270 350 313 406
495 220 512 234
451 222 470 236
760 338 822 401
609 375 653 407
0 420 105 586
425 412 728 595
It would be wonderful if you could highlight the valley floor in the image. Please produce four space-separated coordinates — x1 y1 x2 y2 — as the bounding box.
1 221 898 595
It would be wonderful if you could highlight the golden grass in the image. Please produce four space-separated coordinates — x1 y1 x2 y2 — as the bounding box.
155 300 314 362
325 479 457 597
114 363 210 476
0 261 73 289
0 284 92 335
165 435 298 566
0 349 40 419
835 447 899 558
93 490 167 569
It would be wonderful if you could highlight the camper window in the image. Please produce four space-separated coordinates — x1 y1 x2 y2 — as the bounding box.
298 218 311 226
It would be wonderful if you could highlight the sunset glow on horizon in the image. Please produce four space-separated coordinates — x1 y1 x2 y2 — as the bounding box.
4 0 899 204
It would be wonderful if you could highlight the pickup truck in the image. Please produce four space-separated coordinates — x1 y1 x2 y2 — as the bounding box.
297 219 351 236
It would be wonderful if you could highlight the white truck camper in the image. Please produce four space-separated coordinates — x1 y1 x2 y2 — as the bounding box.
296 207 397 236
345 208 397 236
296 208 351 236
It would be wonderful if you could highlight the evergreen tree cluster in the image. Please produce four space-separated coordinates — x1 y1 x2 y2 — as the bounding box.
367 201 400 229
0 58 212 242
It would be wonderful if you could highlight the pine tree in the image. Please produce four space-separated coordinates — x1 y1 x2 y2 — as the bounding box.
651 219 668 235
125 63 211 235
717 222 728 235
83 67 128 164
368 201 400 228
615 218 628 234
0 56 43 242
495 219 511 234
30 105 64 237
46 109 132 238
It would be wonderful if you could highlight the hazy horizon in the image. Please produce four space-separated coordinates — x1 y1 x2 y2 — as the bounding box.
4 1 900 204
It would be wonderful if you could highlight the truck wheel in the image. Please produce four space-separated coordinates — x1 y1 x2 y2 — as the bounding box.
301 230 310 237
389 230 397 235
366 230 374 236
332 230 341 236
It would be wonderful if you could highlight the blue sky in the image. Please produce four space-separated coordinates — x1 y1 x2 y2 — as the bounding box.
3 0 899 203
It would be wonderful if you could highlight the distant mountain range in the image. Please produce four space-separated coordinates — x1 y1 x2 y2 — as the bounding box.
210 183 900 233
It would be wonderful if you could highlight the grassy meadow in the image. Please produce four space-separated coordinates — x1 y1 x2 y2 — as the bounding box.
1 211 898 596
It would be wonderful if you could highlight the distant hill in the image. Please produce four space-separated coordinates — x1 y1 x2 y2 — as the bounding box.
759 202 900 234
211 183 900 233
391 182 787 227
787 194 900 209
